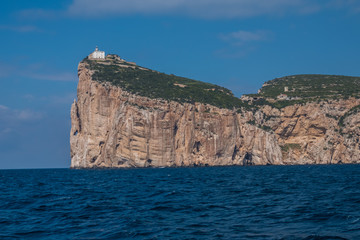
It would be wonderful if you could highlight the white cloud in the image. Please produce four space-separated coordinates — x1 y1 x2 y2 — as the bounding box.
220 30 272 45
0 106 43 140
23 94 35 100
1 128 12 134
21 93 76 106
49 93 77 104
215 47 255 59
0 61 76 82
0 105 9 110
26 72 77 82
328 0 360 9
0 25 40 33
17 110 43 121
0 105 44 121
216 29 272 58
66 0 307 18
61 0 360 18
17 9 62 20
0 62 16 78
16 0 360 19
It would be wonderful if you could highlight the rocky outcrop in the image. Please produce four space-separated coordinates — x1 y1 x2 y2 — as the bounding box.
257 99 360 165
70 60 360 168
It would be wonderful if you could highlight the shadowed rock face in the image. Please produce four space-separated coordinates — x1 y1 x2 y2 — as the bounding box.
70 61 360 168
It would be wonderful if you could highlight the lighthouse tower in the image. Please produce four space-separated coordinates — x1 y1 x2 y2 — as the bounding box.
89 46 105 59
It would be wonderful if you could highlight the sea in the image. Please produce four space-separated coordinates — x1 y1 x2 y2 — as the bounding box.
1 165 360 240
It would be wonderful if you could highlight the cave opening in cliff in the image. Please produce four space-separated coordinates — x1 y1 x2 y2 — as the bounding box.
173 124 178 136
193 141 201 152
232 145 239 160
243 152 253 166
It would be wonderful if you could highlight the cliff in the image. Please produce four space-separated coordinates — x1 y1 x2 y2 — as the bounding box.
70 56 360 168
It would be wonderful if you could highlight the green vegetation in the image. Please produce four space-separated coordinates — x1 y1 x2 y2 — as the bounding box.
83 57 249 110
326 113 338 120
247 120 256 125
338 104 360 127
255 99 309 109
258 74 360 99
244 74 360 109
246 120 272 132
84 58 360 111
259 125 272 132
281 143 302 152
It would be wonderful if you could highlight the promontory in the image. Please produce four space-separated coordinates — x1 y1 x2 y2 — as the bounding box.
70 51 360 168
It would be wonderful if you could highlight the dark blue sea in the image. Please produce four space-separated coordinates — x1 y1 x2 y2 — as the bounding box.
1 165 360 240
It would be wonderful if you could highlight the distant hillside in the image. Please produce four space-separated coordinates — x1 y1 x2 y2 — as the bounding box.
84 56 360 110
242 74 360 108
83 55 247 109
259 74 360 99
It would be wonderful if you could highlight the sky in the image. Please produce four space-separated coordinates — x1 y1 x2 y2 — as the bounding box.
0 0 360 169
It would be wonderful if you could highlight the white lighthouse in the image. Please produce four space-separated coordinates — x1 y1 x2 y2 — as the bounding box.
89 46 105 59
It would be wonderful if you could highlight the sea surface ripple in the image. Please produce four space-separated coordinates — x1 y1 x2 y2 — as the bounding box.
1 164 360 239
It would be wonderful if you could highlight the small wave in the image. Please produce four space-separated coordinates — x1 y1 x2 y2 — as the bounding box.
1 165 360 239
302 235 348 240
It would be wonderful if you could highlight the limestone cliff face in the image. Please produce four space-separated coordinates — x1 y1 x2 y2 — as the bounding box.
257 99 360 165
70 61 282 168
70 61 360 168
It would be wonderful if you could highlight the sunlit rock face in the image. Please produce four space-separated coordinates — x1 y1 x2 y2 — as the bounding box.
70 60 360 168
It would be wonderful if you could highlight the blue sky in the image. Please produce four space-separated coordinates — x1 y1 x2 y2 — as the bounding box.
0 0 359 169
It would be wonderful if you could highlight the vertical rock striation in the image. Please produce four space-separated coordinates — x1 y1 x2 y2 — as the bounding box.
70 61 282 168
70 60 360 168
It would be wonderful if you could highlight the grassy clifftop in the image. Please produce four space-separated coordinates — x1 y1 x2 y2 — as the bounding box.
243 74 360 109
259 74 360 99
83 56 247 109
83 56 360 110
